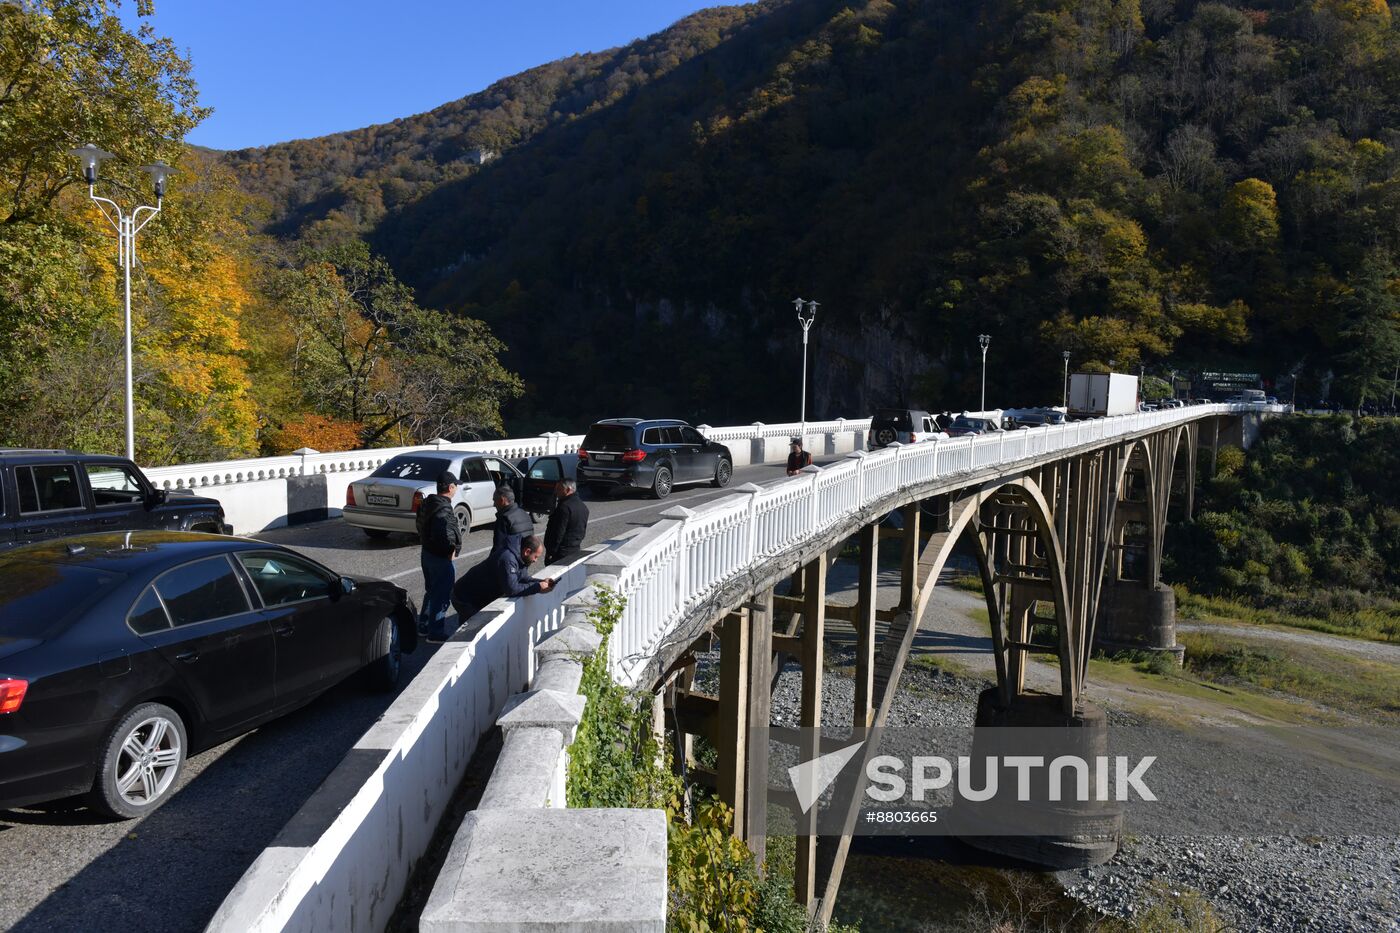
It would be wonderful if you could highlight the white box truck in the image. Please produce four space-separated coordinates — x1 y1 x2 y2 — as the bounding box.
1068 372 1139 418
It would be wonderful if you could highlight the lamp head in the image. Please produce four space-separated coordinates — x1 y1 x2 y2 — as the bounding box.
1062 349 1071 361
141 160 174 198
797 299 817 329
69 143 114 185
978 334 991 351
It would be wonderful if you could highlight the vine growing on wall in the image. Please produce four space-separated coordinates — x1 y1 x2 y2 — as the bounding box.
567 586 852 932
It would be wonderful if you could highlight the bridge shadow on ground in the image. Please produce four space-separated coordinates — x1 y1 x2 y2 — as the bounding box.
3 643 441 933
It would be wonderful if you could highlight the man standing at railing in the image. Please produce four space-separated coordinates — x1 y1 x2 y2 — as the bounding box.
416 471 461 639
545 478 588 565
786 438 812 476
491 485 534 558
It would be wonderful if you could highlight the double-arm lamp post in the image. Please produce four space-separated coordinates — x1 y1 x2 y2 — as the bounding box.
794 298 819 436
68 144 174 461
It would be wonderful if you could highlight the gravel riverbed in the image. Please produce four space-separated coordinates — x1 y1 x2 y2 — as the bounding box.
700 641 1400 931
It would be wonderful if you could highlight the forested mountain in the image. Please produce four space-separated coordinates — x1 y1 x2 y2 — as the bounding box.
224 0 1400 432
6 0 1396 459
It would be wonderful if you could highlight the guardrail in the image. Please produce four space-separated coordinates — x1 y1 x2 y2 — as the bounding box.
596 404 1269 686
206 559 588 933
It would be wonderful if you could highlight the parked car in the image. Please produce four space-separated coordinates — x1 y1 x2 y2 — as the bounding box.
576 419 732 499
0 531 417 818
0 449 229 552
1003 407 1067 429
946 414 1004 438
867 409 945 449
343 450 524 540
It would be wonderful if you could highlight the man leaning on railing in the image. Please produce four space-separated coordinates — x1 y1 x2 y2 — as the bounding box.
442 534 554 643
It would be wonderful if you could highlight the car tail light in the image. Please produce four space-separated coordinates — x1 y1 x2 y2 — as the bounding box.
0 678 27 715
621 449 646 462
577 447 588 462
411 491 424 512
345 486 357 508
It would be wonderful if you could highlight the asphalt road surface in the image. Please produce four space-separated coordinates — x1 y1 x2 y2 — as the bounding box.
0 458 823 933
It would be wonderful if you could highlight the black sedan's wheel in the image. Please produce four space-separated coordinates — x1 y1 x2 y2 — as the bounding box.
652 466 673 499
874 427 897 447
454 505 472 538
89 702 187 819
363 528 390 540
366 615 403 692
712 459 732 488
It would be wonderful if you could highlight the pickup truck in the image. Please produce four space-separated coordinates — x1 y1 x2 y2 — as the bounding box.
0 449 229 550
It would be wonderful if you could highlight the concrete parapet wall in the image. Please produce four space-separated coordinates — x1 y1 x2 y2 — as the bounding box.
205 561 588 933
419 809 668 933
421 568 668 931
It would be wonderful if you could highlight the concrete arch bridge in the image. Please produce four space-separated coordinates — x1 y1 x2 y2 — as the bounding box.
576 404 1266 925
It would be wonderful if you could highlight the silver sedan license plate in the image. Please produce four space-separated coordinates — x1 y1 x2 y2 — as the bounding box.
367 493 397 506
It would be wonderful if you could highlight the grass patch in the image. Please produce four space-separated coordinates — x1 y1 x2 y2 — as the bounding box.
1175 586 1400 645
910 651 980 679
1084 655 1321 725
945 573 984 595
1178 631 1400 721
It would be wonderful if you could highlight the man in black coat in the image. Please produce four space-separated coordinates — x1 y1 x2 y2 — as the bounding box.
446 535 554 638
491 485 534 558
416 471 462 640
545 478 588 565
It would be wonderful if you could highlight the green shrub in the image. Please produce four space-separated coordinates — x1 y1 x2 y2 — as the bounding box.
568 587 848 931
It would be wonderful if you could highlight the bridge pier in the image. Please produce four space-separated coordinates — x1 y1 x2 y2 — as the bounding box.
960 688 1120 868
795 551 828 910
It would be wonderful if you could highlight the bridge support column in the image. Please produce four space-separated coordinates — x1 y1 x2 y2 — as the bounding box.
795 552 827 911
717 610 749 830
854 523 878 730
898 502 921 613
743 590 773 863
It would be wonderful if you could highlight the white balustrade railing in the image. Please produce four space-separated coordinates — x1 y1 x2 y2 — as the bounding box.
601 403 1278 685
141 422 869 491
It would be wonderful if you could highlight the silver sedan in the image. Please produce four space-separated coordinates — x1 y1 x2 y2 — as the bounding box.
342 451 523 540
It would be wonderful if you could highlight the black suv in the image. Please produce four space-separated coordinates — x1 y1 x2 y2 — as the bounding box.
576 419 733 499
0 450 230 551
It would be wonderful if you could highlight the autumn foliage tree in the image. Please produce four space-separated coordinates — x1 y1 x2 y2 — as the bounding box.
0 0 258 462
265 241 521 449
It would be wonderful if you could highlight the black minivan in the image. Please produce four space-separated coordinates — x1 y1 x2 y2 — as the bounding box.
0 450 229 551
576 419 733 499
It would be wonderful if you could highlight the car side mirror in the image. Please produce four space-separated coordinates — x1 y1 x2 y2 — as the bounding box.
338 576 356 598
145 489 168 509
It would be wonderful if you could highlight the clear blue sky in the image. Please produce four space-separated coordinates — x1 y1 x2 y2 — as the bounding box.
125 1 742 151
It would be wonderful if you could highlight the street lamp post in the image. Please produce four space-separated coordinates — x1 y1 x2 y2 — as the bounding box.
794 297 818 436
69 144 173 461
978 334 991 412
1062 350 1071 407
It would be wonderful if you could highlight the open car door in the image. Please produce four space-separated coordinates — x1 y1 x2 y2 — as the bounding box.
521 456 563 516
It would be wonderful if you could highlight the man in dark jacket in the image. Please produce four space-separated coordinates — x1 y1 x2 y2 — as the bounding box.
416 471 462 639
786 439 812 476
491 485 534 559
544 478 588 565
446 534 555 637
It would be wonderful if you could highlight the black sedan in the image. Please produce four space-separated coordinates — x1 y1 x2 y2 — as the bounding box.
0 532 417 819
